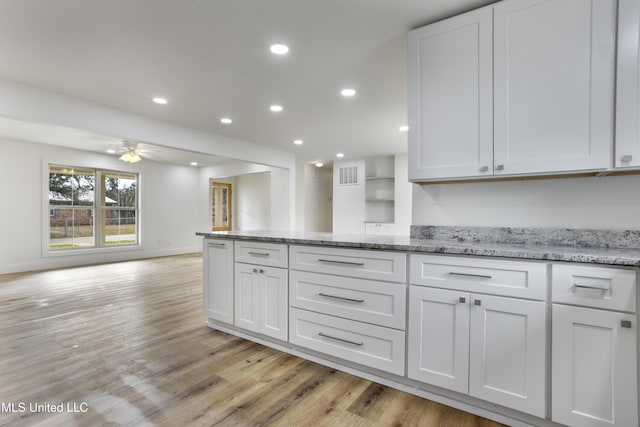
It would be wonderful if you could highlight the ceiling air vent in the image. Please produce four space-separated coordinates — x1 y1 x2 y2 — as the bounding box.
339 166 358 185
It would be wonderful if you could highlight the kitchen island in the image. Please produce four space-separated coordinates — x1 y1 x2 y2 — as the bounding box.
197 227 639 427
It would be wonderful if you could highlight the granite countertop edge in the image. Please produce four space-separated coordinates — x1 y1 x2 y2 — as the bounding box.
196 231 640 267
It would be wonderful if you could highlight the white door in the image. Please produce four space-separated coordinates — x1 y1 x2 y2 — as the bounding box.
493 0 615 175
408 6 493 180
260 266 288 341
234 263 259 333
469 294 546 418
407 286 469 394
616 0 640 169
203 239 234 324
552 304 638 427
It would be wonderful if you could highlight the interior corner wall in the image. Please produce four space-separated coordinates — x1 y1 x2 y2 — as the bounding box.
0 138 203 274
235 172 271 231
411 174 640 230
304 164 333 232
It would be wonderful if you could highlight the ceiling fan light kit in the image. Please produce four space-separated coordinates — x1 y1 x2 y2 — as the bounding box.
119 150 141 163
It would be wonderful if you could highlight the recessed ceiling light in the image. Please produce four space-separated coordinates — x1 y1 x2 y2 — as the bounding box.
107 149 116 154
336 153 344 158
190 161 198 166
399 125 409 132
220 118 232 124
270 44 289 55
315 162 324 168
293 139 303 145
270 105 283 112
340 88 356 97
152 97 168 105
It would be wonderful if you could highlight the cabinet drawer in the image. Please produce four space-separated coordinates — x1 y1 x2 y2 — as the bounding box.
235 241 288 268
290 245 406 283
552 264 637 312
289 308 405 375
410 254 547 300
289 271 406 330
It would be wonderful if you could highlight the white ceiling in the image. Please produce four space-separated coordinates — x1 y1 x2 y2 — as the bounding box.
0 0 496 166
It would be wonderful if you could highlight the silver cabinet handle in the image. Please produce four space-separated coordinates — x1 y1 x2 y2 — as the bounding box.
248 251 270 256
459 297 466 304
474 299 482 306
495 164 504 171
318 332 363 346
574 283 610 291
208 243 227 248
479 165 489 172
318 293 365 303
621 154 633 162
449 272 493 279
621 320 632 328
252 268 258 273
259 269 264 274
318 259 365 266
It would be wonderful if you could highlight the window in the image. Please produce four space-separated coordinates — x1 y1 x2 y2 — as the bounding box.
211 181 232 231
48 165 139 251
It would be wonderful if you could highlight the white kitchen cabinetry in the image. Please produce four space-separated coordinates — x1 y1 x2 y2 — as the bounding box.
408 0 615 181
408 254 547 418
616 0 640 169
289 245 407 375
234 241 288 341
408 6 493 180
203 239 234 324
551 264 638 427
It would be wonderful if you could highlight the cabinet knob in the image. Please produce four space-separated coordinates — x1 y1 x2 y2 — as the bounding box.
459 297 466 304
479 166 489 172
474 299 482 306
259 269 265 274
621 154 633 163
621 320 632 328
494 164 504 171
252 268 258 273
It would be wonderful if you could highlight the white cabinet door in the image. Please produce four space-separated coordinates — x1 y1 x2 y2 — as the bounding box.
552 305 638 427
407 286 469 394
234 263 259 332
261 266 288 341
493 0 615 175
234 263 288 341
203 239 234 324
469 294 546 418
408 6 493 180
616 0 640 169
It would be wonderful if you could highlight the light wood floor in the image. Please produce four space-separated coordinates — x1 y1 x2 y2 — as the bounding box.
0 254 505 427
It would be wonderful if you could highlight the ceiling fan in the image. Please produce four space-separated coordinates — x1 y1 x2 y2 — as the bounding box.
117 140 143 163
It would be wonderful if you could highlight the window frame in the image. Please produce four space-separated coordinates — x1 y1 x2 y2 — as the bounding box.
210 180 232 231
43 161 142 257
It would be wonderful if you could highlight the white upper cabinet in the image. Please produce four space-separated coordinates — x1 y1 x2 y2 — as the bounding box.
616 0 640 169
493 0 615 176
408 6 493 180
409 0 616 181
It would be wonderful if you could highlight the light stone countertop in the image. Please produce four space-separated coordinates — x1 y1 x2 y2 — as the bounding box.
196 230 640 267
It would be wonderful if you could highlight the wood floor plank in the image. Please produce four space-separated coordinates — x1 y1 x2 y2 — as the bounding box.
0 254 506 427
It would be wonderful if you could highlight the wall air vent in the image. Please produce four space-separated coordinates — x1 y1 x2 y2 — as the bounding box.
339 166 358 185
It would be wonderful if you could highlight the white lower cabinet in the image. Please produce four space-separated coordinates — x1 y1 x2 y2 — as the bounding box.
408 286 546 418
203 239 234 324
235 263 288 341
551 263 638 427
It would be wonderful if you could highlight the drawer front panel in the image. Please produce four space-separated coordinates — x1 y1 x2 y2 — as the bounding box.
289 271 406 330
289 308 405 375
235 241 288 268
290 245 407 283
410 254 547 300
552 264 636 312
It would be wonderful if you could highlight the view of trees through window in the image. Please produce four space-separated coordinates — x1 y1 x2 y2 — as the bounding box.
48 165 138 250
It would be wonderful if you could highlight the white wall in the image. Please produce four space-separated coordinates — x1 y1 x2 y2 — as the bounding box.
0 138 204 274
393 154 412 235
236 172 271 230
304 164 333 232
411 174 640 230
332 159 366 234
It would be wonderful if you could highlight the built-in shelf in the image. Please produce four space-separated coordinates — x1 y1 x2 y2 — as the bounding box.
365 176 394 181
364 156 395 226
